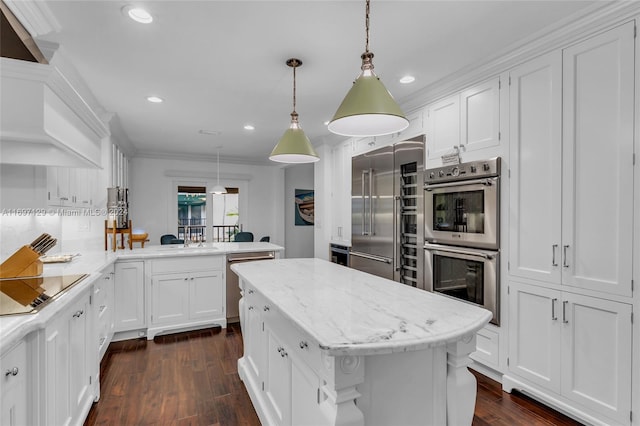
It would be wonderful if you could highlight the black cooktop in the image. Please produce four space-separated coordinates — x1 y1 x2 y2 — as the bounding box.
0 274 88 316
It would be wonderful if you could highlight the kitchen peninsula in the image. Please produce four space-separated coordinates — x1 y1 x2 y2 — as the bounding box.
232 258 492 426
0 241 283 426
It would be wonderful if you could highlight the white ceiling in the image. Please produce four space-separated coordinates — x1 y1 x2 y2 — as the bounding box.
34 0 602 164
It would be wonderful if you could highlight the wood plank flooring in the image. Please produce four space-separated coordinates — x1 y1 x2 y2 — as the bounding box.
85 325 583 426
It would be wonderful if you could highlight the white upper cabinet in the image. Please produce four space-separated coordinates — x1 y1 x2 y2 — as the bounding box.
509 21 634 298
509 51 563 284
561 21 635 297
426 95 460 161
330 141 352 244
460 78 501 152
426 77 500 164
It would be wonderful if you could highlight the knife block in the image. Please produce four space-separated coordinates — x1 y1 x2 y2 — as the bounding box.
0 246 43 278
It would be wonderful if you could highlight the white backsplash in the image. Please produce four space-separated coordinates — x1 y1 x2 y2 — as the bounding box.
0 214 103 260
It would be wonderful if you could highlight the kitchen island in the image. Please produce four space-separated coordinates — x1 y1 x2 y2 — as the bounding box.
232 258 493 426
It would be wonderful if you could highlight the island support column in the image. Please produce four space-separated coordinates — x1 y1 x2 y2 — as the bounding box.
319 353 365 426
446 334 478 425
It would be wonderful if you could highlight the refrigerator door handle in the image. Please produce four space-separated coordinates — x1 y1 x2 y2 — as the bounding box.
350 251 393 264
395 196 401 272
369 168 374 235
361 169 368 235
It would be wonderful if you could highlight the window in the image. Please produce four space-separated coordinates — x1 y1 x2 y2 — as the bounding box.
177 186 207 242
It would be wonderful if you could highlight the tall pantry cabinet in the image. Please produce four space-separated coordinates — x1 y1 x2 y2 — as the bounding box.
505 22 635 426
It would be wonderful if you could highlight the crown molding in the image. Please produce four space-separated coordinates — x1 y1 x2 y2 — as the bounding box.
134 149 277 167
3 0 60 37
401 1 640 111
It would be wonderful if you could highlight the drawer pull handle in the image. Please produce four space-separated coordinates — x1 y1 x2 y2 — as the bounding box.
299 341 308 349
263 306 270 312
248 289 254 294
5 367 18 377
562 301 569 324
73 310 84 318
248 306 254 311
277 346 283 353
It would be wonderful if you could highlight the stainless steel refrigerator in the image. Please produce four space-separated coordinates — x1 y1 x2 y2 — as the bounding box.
351 135 424 288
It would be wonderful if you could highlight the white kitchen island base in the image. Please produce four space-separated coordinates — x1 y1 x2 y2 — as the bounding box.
232 259 491 426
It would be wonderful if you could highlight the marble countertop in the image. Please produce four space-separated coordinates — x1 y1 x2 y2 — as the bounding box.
0 242 283 355
232 258 493 356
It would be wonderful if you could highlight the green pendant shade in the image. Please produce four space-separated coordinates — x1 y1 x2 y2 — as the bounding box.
269 118 319 164
270 58 319 164
329 71 409 137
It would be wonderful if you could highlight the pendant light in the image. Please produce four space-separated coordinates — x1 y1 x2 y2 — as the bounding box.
211 147 227 194
328 0 409 137
269 58 320 164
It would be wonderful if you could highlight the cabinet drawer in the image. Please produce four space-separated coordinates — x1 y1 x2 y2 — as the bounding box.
264 307 321 373
149 256 223 274
0 341 26 390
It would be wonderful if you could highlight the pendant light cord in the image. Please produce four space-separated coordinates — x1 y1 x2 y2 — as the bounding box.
365 0 370 54
292 64 297 114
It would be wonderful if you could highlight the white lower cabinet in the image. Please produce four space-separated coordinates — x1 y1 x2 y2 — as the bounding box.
148 256 224 339
95 264 115 360
264 322 292 425
507 281 632 425
0 341 27 426
42 289 95 426
240 283 326 426
114 261 145 333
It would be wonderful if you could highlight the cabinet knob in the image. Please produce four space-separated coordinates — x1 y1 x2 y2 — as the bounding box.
5 367 18 377
248 306 254 311
248 289 254 294
299 341 308 349
73 310 84 318
263 306 270 312
104 276 111 280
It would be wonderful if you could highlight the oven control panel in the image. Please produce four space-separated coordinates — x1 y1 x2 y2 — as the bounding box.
425 157 501 184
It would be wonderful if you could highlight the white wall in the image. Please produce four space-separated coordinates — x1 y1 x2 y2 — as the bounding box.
284 164 314 259
128 157 285 247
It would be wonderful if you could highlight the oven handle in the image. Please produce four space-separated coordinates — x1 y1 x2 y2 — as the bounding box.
424 243 496 260
424 177 498 191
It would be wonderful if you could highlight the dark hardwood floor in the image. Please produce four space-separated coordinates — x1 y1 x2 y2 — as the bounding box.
85 325 582 426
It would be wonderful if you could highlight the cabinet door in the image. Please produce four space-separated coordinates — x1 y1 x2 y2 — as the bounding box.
74 169 93 207
68 295 92 421
47 167 71 207
330 141 352 243
291 356 324 425
264 323 291 426
189 270 224 320
561 293 632 424
561 22 634 297
460 78 500 151
508 51 562 284
244 291 264 381
114 261 145 331
0 341 27 426
151 273 189 325
44 309 72 426
426 94 460 161
508 282 561 394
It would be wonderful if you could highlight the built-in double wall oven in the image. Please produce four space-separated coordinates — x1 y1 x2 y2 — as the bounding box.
423 157 501 325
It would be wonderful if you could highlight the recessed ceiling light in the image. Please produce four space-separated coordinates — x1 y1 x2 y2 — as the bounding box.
399 75 416 84
146 96 163 103
244 124 255 130
199 129 221 136
123 6 153 24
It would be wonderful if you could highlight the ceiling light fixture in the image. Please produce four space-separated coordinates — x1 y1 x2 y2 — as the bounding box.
399 75 416 84
328 0 409 137
146 96 163 103
123 6 153 24
211 147 227 195
269 58 319 164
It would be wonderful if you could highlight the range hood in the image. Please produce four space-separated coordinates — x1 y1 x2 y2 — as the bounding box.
0 57 109 167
